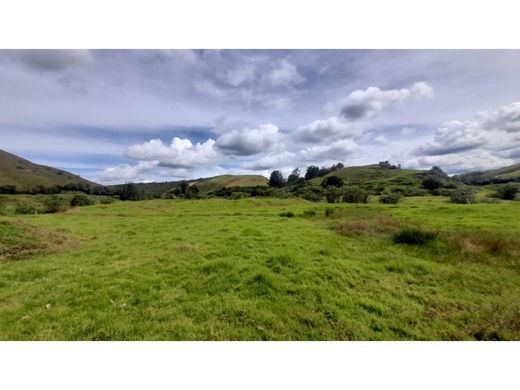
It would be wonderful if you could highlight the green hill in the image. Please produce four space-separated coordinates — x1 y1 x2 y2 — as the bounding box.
110 174 268 197
315 164 431 193
0 149 95 191
455 163 520 185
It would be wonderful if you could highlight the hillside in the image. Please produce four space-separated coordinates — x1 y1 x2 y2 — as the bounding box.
110 174 268 197
315 164 431 193
0 149 96 190
456 163 520 185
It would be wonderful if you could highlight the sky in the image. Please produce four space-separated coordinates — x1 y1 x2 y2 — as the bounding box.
1 49 520 184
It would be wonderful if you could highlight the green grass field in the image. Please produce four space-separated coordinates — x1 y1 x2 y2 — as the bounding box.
1 196 519 340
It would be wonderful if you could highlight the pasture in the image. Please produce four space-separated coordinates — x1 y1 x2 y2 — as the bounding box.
0 196 519 340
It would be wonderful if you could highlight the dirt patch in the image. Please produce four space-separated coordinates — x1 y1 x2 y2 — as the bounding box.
0 220 78 262
335 215 402 236
448 231 513 255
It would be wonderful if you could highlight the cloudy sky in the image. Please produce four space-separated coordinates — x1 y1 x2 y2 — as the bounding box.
1 49 520 184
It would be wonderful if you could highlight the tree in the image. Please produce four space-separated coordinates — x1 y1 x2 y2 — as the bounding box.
119 183 143 201
321 175 344 188
429 166 448 178
496 184 519 200
304 165 320 180
268 170 285 188
287 168 301 184
421 176 443 191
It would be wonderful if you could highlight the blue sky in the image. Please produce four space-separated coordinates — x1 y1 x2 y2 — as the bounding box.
1 49 520 184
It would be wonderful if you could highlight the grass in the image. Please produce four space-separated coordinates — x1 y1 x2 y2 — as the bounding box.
0 196 519 340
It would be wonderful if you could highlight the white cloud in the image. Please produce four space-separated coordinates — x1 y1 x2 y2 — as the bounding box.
215 123 282 156
99 160 158 182
126 137 219 168
372 135 388 145
293 117 361 143
221 64 256 87
401 127 416 135
264 60 304 87
335 81 434 120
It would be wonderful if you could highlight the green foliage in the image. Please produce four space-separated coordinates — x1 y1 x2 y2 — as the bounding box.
450 190 476 204
43 196 68 213
268 170 285 188
15 202 39 215
287 168 301 184
379 193 401 204
279 211 295 218
119 184 144 201
321 175 344 188
393 227 437 245
421 175 443 191
495 184 519 200
70 194 94 207
341 186 369 203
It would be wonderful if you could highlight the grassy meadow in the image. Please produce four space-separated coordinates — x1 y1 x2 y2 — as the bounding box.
0 196 519 340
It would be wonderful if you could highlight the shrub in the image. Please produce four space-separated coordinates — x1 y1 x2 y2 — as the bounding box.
119 183 144 201
43 196 68 213
325 187 342 203
393 227 437 245
321 175 344 188
421 176 443 190
70 194 94 207
341 187 369 203
379 193 401 204
325 207 335 217
495 184 519 200
279 211 295 218
449 190 476 204
302 209 317 217
15 202 39 214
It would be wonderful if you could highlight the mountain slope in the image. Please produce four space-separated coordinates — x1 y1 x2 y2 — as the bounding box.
456 163 520 185
0 149 96 190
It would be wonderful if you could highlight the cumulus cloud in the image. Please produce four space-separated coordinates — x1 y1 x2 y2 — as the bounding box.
416 102 520 158
126 137 219 168
215 123 282 156
264 60 304 87
335 82 434 121
293 117 361 143
410 101 520 172
479 102 520 133
99 160 158 182
7 49 93 72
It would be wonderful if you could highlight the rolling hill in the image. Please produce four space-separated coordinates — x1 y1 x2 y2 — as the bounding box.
110 174 268 197
315 164 432 193
455 163 520 185
0 149 96 190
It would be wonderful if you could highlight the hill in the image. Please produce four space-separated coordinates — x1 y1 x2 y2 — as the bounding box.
315 164 432 194
110 174 268 197
455 163 520 185
0 149 96 191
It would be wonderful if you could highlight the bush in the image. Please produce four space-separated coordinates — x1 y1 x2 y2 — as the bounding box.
279 211 295 218
325 187 342 203
302 209 317 217
379 193 401 204
421 176 443 190
70 194 94 207
449 190 476 204
495 184 519 200
15 202 39 214
341 187 369 203
43 196 68 213
321 175 344 188
393 227 437 245
325 207 334 217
